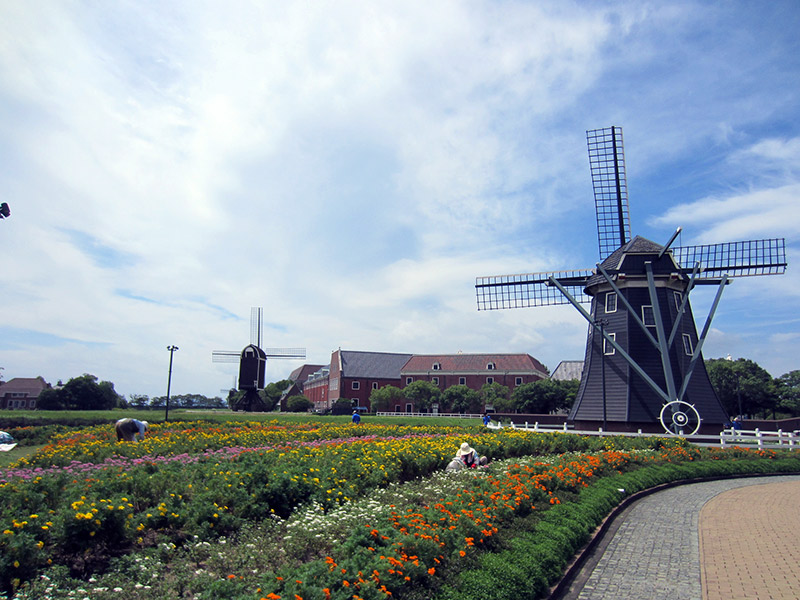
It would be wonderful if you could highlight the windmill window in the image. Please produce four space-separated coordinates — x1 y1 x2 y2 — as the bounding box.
605 292 617 313
406 377 413 385
432 362 441 370
515 377 523 386
603 333 616 355
487 362 496 370
683 334 694 356
459 377 466 385
372 382 378 390
352 381 360 390
642 305 656 327
486 377 494 384
673 291 683 312
432 377 439 385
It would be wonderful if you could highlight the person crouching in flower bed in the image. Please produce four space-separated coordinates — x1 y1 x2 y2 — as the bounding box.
115 418 148 442
446 442 487 471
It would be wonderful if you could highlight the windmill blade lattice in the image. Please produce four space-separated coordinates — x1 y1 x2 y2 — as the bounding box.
588 126 631 261
212 351 240 363
673 238 787 279
476 269 593 310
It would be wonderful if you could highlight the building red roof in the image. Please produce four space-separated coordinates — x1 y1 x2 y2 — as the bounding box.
401 353 548 376
0 377 50 399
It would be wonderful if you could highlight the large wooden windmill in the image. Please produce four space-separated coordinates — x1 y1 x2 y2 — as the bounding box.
476 126 787 434
212 307 306 412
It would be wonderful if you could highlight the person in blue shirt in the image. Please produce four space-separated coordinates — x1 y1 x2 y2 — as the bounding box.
352 410 361 425
482 413 492 427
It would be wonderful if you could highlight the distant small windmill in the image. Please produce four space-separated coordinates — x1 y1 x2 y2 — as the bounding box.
476 126 787 435
212 307 306 411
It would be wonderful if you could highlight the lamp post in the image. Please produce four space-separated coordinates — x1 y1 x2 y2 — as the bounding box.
166 345 179 422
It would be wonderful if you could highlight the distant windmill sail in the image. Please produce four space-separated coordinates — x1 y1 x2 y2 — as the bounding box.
475 126 787 435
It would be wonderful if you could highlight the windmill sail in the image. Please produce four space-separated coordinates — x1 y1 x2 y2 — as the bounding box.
476 269 593 310
588 126 631 260
250 307 262 347
673 238 786 279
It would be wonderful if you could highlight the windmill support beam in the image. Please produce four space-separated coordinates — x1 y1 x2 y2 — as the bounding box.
668 262 702 348
596 264 660 350
645 262 678 402
677 275 729 402
549 276 671 404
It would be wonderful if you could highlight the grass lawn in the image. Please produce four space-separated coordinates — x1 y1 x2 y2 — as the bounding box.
0 444 43 467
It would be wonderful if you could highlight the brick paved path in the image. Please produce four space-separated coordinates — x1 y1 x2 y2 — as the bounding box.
699 480 800 600
561 475 800 600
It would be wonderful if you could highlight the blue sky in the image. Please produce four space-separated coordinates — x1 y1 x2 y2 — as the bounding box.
1 1 798 399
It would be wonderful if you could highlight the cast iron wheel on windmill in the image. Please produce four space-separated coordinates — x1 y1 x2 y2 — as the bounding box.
475 126 787 435
212 307 306 412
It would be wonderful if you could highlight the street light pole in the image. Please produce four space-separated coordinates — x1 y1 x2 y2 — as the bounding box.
166 345 179 422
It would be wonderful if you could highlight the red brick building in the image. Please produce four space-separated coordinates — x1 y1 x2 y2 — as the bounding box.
0 377 51 410
295 350 549 413
326 350 412 412
400 353 548 405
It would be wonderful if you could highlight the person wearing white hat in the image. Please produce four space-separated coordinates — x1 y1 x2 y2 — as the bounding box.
446 442 487 471
115 418 149 442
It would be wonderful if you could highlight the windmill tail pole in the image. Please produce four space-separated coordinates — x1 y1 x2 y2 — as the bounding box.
658 227 682 259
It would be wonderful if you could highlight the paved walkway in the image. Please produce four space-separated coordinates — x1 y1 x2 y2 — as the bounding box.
558 475 800 600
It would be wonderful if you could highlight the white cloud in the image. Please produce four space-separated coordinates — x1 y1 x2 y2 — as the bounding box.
1 1 799 396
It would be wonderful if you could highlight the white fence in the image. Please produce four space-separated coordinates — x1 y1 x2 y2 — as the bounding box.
375 412 483 419
719 428 798 450
487 421 799 451
375 413 799 450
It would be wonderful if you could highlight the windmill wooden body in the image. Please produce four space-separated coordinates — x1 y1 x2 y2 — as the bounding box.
476 127 787 434
212 307 306 412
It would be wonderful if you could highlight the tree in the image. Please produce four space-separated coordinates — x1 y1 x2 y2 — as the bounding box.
512 379 578 414
286 395 312 412
403 381 441 413
369 385 406 412
264 380 292 407
441 385 481 413
776 370 800 417
706 358 777 418
36 374 120 410
36 387 62 410
480 382 511 412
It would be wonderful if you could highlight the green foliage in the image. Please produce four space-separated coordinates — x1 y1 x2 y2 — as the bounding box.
2 418 799 600
264 379 293 408
440 385 481 413
776 370 800 417
369 385 406 412
480 382 510 412
150 393 226 409
36 374 120 411
706 357 777 418
512 379 578 414
404 380 441 412
286 395 312 412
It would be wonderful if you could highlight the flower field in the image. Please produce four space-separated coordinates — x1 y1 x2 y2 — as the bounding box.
1 419 798 600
